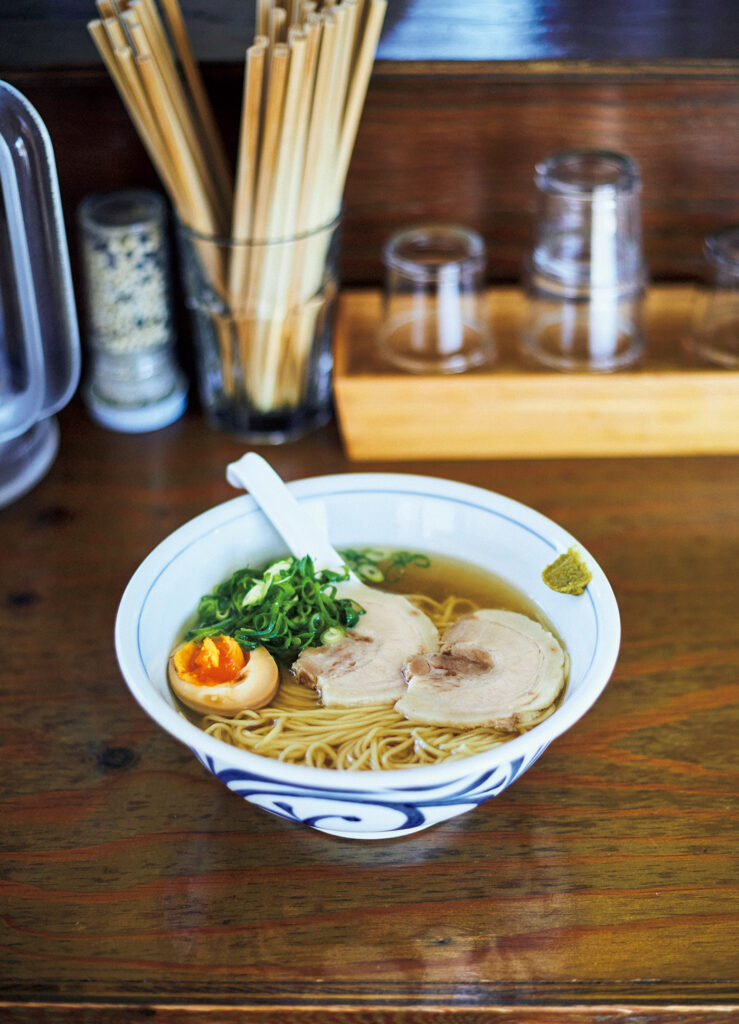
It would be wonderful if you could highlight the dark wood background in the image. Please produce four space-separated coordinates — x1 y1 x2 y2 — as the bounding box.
4 0 739 66
2 2 739 283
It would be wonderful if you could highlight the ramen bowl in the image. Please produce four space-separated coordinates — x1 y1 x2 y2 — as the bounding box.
115 472 620 840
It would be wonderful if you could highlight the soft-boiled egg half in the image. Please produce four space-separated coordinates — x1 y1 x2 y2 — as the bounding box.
168 635 279 715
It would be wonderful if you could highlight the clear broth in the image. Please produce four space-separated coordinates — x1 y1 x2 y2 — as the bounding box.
378 549 541 617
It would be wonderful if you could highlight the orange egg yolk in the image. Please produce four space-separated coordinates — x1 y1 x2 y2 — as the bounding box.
173 636 246 686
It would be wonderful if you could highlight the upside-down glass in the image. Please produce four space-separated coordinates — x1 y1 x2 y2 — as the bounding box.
686 225 739 368
378 224 492 374
176 215 340 443
522 149 647 372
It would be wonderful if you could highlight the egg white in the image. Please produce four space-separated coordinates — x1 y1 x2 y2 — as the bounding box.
168 642 279 715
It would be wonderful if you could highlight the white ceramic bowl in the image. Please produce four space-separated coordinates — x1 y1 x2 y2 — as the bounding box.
116 472 620 840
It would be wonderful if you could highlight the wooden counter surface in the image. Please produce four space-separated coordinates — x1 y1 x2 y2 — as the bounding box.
2 399 738 1023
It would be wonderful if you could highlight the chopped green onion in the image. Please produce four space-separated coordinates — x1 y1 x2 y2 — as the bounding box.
358 564 384 582
385 550 431 582
186 555 363 662
243 581 268 606
340 546 431 586
320 626 346 646
185 548 431 663
265 558 292 579
361 547 389 561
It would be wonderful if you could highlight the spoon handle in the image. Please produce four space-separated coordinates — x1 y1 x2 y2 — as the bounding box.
226 453 348 573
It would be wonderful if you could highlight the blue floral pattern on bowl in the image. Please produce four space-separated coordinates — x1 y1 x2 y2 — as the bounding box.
190 743 548 838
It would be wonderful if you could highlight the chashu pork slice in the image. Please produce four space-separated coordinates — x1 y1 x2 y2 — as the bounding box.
292 587 438 707
395 609 565 730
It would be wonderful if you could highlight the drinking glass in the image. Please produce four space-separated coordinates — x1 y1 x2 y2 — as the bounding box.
177 215 339 443
686 225 739 368
378 224 492 374
522 149 647 372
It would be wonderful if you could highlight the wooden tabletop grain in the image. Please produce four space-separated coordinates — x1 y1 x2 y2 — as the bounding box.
2 399 738 1023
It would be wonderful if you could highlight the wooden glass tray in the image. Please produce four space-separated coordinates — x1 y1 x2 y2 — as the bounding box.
333 286 739 460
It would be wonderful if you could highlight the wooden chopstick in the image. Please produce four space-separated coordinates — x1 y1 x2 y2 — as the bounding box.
158 0 233 212
90 0 387 412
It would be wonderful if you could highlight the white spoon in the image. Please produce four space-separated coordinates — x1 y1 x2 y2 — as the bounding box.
226 452 356 580
226 453 429 607
226 453 439 679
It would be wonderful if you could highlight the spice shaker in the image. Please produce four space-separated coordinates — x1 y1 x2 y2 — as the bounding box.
77 189 187 431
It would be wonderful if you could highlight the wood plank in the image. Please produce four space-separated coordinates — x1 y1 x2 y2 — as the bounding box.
2 400 738 1016
333 286 739 459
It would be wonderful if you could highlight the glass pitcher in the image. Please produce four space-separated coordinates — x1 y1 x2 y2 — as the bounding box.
0 80 80 508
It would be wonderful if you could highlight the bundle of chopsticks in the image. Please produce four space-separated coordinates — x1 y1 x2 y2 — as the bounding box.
88 0 387 411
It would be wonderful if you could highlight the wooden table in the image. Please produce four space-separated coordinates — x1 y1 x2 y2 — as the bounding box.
2 398 738 1023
